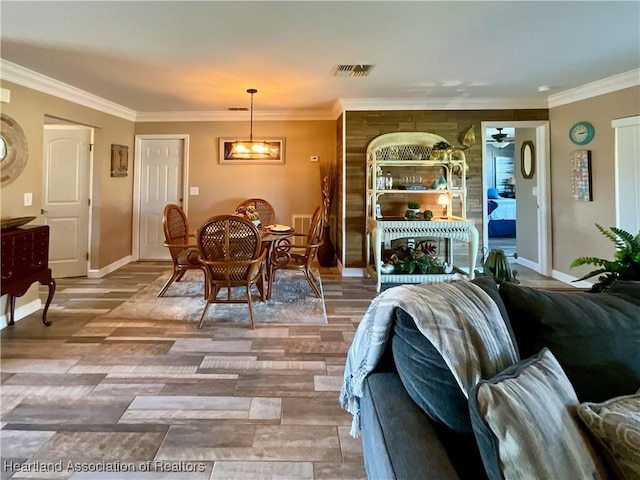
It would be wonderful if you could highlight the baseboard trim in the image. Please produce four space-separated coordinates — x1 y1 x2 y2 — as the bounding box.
551 269 593 289
88 255 132 279
341 267 367 277
0 299 42 329
515 256 539 272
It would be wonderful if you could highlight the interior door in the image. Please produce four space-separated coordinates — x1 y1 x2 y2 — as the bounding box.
138 138 184 259
42 126 92 278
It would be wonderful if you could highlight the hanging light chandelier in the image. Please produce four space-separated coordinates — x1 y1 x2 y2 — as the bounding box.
229 89 271 159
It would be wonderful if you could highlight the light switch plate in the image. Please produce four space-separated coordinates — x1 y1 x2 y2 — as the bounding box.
532 186 538 196
24 192 32 206
310 155 319 162
189 187 199 195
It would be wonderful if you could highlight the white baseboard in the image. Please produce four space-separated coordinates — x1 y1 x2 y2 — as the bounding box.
551 269 593 289
87 255 132 279
0 299 42 329
341 267 367 277
514 256 539 272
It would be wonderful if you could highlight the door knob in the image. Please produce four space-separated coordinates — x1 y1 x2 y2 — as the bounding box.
40 209 48 214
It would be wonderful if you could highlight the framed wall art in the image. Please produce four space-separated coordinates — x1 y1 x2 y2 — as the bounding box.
219 137 285 165
571 150 592 202
111 144 129 177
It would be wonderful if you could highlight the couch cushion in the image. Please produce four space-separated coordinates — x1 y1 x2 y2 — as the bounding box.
392 277 517 436
577 392 640 480
361 372 461 480
469 348 609 480
499 283 640 402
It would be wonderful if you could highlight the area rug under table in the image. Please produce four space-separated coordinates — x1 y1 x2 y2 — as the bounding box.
105 268 327 326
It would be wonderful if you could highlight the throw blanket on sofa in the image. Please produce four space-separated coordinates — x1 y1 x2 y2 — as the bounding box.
339 280 518 436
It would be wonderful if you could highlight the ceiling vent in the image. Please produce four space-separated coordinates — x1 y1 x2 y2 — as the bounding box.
331 64 375 77
227 107 249 111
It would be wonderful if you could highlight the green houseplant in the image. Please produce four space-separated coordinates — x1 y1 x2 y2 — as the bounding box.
570 224 640 292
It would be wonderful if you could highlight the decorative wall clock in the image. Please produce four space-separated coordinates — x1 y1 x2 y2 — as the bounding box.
569 121 595 145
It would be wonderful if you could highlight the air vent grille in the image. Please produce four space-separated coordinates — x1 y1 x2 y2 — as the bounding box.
331 64 375 77
227 107 249 111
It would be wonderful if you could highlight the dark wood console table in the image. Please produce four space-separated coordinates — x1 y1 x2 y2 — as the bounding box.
1 225 55 326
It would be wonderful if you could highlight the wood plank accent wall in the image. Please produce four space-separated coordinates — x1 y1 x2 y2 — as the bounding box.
336 114 344 265
343 109 549 269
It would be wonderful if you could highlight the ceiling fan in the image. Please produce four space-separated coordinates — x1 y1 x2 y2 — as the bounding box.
488 127 515 148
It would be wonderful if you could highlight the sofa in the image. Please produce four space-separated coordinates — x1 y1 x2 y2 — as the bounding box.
352 277 640 480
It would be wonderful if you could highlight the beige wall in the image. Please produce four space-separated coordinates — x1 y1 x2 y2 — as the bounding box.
549 86 640 278
134 121 336 230
1 80 135 317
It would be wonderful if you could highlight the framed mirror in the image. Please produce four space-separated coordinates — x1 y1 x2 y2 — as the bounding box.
521 141 535 179
0 113 29 187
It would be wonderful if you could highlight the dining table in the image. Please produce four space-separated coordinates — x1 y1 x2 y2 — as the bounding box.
259 224 295 299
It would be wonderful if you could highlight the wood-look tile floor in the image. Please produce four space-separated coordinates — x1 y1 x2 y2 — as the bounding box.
1 261 567 479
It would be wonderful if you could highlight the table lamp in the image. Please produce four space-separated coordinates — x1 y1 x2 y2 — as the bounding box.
437 194 449 218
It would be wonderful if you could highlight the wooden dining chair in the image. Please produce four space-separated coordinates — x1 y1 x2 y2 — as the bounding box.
197 215 267 329
235 198 276 227
268 206 324 299
159 204 208 298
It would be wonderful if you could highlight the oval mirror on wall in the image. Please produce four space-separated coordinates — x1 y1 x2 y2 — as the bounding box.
521 141 535 179
1 113 29 187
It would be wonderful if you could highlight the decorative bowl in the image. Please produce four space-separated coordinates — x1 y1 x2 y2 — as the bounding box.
0 216 37 231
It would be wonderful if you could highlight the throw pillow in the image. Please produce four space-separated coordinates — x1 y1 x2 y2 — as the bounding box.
487 188 500 199
577 392 640 480
392 277 517 435
469 348 609 480
499 283 640 402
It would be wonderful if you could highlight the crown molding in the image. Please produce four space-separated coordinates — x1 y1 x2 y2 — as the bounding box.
548 68 640 108
0 59 137 121
3 58 638 120
134 109 337 122
337 96 549 111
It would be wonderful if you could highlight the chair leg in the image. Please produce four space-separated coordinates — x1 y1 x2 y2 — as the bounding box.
175 270 187 282
198 297 212 329
246 285 255 330
303 268 322 298
158 270 181 297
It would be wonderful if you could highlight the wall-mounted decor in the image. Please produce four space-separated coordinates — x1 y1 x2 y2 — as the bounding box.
571 150 592 202
219 137 285 165
111 144 128 177
1 113 29 187
520 141 535 179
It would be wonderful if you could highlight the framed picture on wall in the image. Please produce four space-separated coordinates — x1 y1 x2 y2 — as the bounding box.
571 150 592 202
219 137 285 165
111 144 128 177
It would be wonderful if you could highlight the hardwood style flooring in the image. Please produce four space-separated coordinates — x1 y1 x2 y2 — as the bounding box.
1 262 567 479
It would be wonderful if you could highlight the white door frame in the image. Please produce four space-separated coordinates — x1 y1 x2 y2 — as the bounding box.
480 121 551 276
43 124 94 276
132 134 190 261
612 115 640 233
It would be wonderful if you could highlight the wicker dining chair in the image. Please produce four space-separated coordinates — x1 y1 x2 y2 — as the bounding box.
159 204 208 298
197 215 267 329
268 206 324 299
235 198 276 227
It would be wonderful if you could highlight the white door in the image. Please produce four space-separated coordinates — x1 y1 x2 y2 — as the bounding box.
42 126 92 278
138 138 184 259
613 116 640 233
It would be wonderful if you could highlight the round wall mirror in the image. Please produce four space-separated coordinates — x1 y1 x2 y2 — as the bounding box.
0 113 29 187
521 141 535 179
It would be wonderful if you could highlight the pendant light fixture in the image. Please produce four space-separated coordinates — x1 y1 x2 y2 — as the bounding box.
229 89 271 159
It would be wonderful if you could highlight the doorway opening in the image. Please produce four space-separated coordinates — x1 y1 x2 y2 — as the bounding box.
481 121 551 276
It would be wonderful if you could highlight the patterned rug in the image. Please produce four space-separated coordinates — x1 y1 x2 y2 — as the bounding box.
105 268 327 326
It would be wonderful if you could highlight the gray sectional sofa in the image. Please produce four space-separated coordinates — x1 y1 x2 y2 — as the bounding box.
356 278 640 479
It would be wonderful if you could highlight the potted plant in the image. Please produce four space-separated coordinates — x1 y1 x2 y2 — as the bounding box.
407 200 421 211
570 224 640 292
423 210 433 221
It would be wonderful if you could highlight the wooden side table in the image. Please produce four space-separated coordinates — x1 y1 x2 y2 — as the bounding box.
1 225 56 326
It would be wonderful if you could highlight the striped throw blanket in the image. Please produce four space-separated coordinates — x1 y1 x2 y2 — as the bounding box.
339 280 518 437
